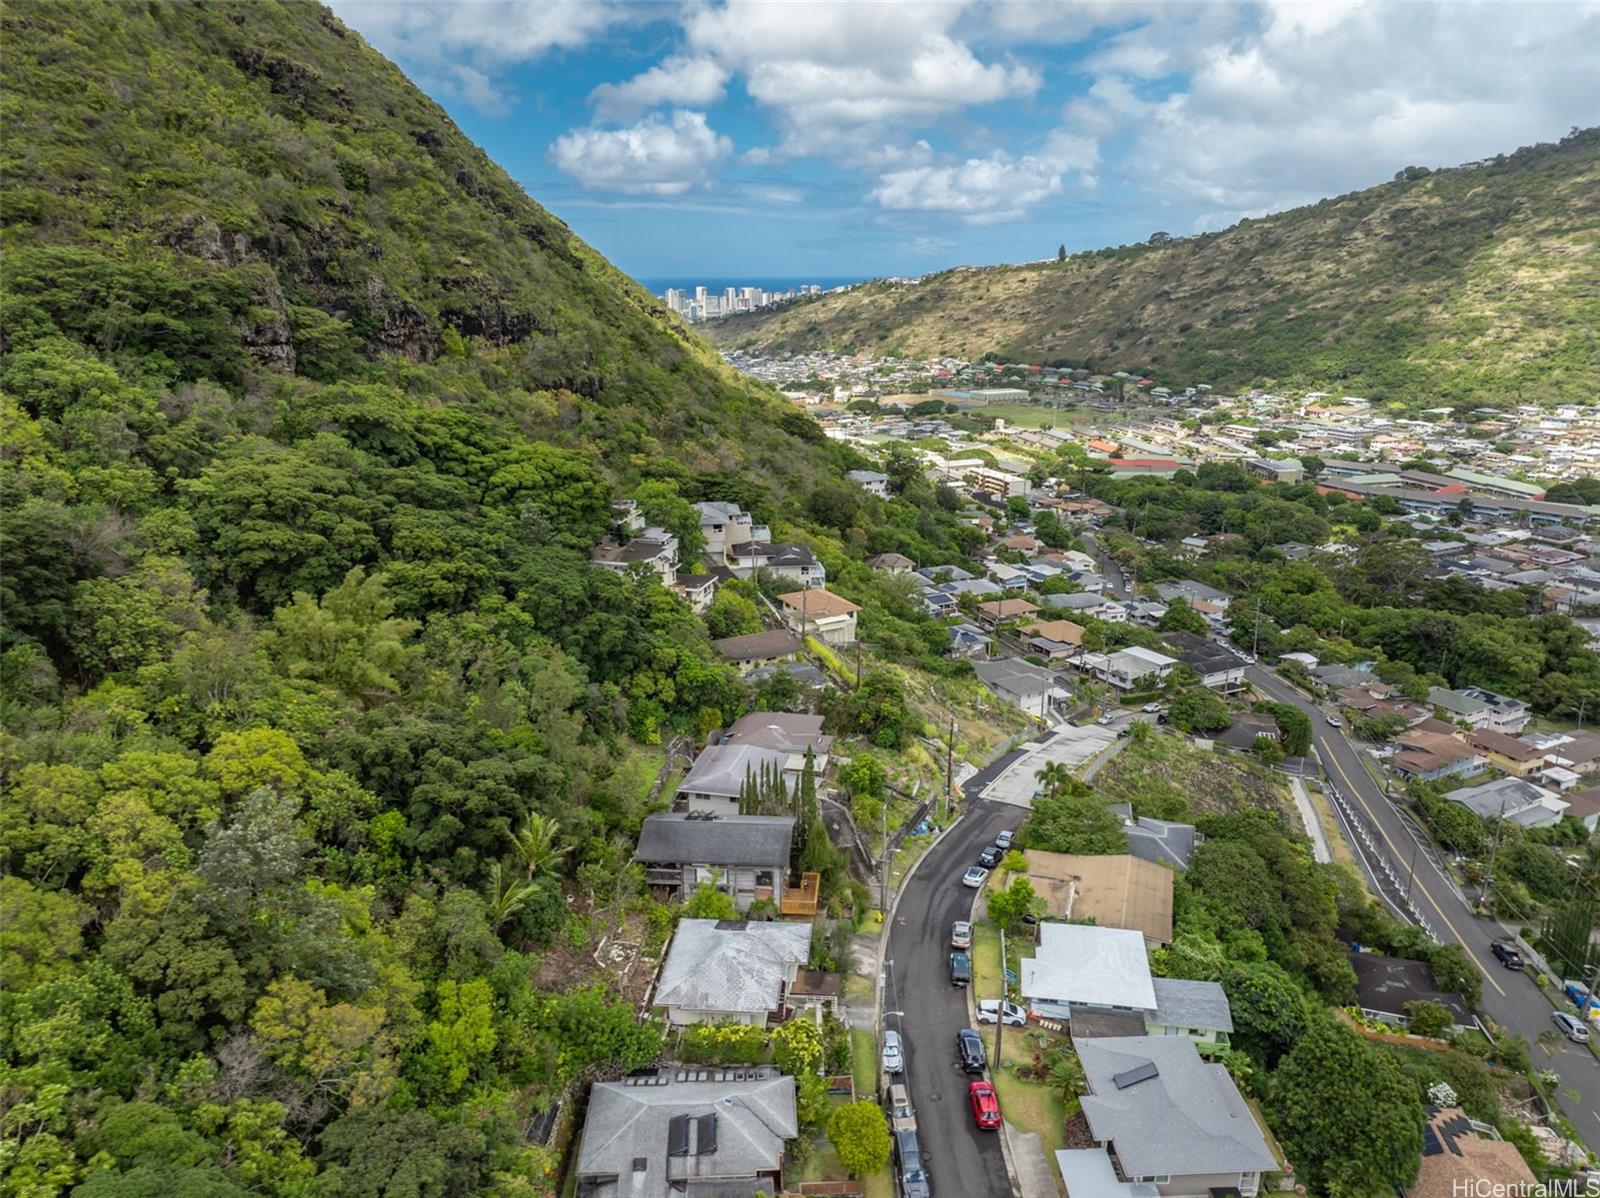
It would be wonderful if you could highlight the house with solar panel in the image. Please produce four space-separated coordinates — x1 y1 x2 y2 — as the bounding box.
1060 1035 1279 1197
574 1067 797 1198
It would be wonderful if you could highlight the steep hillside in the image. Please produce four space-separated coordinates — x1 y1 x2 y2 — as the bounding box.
1 0 828 479
711 131 1600 404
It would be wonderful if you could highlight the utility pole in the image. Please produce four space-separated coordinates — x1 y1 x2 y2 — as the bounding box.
1252 599 1262 660
945 717 956 819
881 797 891 914
854 638 862 689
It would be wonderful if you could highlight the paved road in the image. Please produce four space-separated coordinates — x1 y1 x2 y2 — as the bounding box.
1081 531 1128 599
1250 666 1600 1145
885 800 1017 1198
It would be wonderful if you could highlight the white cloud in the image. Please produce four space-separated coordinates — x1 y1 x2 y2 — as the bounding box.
871 152 1064 224
1071 0 1600 222
548 110 732 196
590 56 728 122
441 64 510 118
682 0 1038 154
910 235 956 254
332 0 625 64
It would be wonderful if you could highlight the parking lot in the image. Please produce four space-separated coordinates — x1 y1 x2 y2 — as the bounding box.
977 723 1120 806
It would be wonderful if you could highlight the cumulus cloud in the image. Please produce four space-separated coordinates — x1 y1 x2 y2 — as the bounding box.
867 128 1098 222
590 56 728 122
332 0 626 64
683 0 1038 153
548 110 732 195
1066 0 1600 223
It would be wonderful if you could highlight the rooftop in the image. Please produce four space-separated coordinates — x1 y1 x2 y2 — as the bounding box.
655 920 811 1017
1024 851 1174 945
1078 1036 1277 1177
1150 977 1234 1034
1021 924 1156 1011
634 813 795 869
711 630 802 662
776 588 858 617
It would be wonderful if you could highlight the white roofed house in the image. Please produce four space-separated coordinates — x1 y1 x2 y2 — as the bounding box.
1020 924 1157 1022
845 469 890 498
653 919 812 1026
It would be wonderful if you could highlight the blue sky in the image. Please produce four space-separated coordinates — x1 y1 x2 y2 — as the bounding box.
332 1 1599 282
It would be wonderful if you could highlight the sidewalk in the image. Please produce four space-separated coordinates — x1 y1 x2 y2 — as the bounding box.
1289 776 1332 864
1003 1125 1058 1198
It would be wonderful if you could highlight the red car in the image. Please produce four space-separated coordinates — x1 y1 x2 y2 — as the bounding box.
967 1080 1001 1130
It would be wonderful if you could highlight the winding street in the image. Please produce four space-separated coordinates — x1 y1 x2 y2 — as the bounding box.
1250 666 1600 1146
884 800 1017 1198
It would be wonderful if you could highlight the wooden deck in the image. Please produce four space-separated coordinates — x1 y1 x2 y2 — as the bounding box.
780 871 821 917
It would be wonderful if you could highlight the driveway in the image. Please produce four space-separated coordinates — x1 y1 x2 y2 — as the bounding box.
884 800 1019 1198
1249 666 1599 1146
975 725 1119 806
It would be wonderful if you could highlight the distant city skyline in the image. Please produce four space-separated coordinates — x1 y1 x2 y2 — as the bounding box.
657 281 856 323
333 2 1599 278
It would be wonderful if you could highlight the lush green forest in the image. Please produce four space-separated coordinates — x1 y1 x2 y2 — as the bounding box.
0 3 879 1194
711 130 1600 406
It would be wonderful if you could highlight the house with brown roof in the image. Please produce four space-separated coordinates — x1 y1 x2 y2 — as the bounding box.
1468 729 1549 777
1403 1107 1535 1198
1559 786 1600 831
1020 618 1085 660
975 598 1040 629
776 588 859 645
1023 850 1174 948
1392 726 1484 782
712 630 802 673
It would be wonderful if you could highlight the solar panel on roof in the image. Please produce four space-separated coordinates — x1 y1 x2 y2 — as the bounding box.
1112 1061 1159 1089
1421 1126 1442 1157
667 1114 690 1157
695 1113 718 1155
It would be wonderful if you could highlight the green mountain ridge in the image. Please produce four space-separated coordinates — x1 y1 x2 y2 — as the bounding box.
710 131 1600 405
1 0 830 483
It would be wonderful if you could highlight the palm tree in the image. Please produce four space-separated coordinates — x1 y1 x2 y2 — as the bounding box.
1035 762 1071 795
485 860 533 930
509 812 570 881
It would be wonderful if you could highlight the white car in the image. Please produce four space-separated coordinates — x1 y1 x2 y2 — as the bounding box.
1141 702 1162 713
950 920 973 949
962 866 990 889
976 1000 1028 1027
1095 713 1116 726
1326 715 1343 728
882 1029 905 1073
995 829 1015 849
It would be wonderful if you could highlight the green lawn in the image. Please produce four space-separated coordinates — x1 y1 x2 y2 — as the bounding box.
980 1024 1071 1156
850 1027 879 1100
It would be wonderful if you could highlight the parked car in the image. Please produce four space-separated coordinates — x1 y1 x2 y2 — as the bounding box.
893 1128 931 1198
977 843 1001 868
1141 702 1162 713
886 1083 916 1132
950 920 973 949
882 1029 904 1075
1553 1011 1591 1044
961 866 990 889
956 1028 987 1074
995 829 1015 849
1490 941 1524 969
1095 713 1116 726
976 999 1027 1026
1326 715 1343 728
949 951 972 987
967 1080 1001 1130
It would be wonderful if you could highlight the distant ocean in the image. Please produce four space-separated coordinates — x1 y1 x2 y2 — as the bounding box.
635 276 868 299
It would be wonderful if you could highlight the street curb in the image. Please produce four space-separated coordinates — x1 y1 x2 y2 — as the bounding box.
963 887 1026 1198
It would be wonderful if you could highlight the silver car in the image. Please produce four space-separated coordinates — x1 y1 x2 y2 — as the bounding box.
882 1029 905 1073
962 866 990 889
1553 1011 1591 1044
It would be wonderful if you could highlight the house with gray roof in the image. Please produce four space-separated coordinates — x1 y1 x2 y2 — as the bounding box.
575 1067 796 1198
634 813 795 913
654 919 812 1026
972 658 1060 715
1444 776 1568 829
677 744 794 816
1145 978 1234 1051
1076 1035 1276 1196
1109 804 1202 870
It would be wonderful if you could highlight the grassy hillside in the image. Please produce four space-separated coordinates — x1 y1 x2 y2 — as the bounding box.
711 131 1600 405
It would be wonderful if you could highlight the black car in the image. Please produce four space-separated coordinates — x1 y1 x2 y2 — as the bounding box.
956 1027 987 1074
977 843 1001 868
1491 941 1524 969
949 950 972 987
893 1128 931 1198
